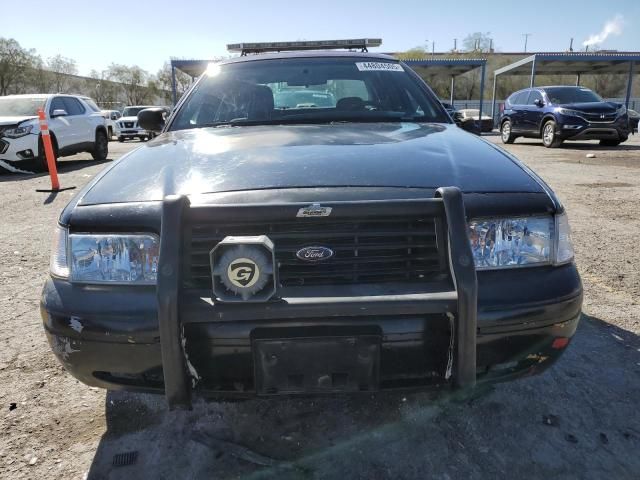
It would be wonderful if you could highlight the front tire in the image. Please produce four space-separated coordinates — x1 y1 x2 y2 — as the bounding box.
36 135 59 173
92 130 109 160
542 120 563 148
118 136 124 143
501 120 516 144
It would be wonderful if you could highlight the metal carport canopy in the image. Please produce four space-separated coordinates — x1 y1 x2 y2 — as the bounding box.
402 58 488 121
491 52 640 118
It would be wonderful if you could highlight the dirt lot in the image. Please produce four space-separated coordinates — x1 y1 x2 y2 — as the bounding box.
0 135 639 479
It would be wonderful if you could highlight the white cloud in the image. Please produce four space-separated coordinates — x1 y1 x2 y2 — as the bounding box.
583 14 624 47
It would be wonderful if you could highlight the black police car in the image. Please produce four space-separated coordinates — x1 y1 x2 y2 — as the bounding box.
500 86 629 147
42 40 582 408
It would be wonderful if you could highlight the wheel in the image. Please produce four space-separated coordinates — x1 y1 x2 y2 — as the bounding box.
107 126 113 140
36 135 59 173
541 120 563 148
91 130 109 160
118 136 124 143
500 120 516 144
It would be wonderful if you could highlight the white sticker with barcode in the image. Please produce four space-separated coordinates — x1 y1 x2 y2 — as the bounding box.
356 62 404 72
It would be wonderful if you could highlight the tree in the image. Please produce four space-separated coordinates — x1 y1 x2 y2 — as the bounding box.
86 69 123 108
107 64 151 105
0 37 38 95
156 62 192 103
462 32 493 53
47 54 78 93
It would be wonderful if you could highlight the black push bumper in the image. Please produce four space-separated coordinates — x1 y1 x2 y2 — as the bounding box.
41 188 583 409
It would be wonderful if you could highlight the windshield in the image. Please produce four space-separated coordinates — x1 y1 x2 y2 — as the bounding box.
0 97 46 117
170 58 448 130
545 87 603 104
122 107 147 117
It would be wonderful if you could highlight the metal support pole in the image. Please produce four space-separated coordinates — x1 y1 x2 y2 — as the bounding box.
171 64 177 107
478 63 486 131
575 73 581 86
625 61 635 109
450 76 455 104
491 74 498 124
530 57 537 88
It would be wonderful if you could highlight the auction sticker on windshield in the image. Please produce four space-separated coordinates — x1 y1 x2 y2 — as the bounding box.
356 62 404 72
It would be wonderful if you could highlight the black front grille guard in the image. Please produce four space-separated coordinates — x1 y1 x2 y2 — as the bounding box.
156 187 478 409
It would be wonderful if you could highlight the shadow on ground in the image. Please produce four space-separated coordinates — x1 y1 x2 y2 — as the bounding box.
86 315 640 480
513 141 640 151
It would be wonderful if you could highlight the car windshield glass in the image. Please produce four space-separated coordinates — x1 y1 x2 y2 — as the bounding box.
122 107 146 117
545 87 602 104
0 97 46 117
170 58 449 130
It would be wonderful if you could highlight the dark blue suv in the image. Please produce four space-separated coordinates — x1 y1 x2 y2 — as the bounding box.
500 86 629 148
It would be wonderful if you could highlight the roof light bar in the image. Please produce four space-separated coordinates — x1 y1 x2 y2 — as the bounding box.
227 39 382 55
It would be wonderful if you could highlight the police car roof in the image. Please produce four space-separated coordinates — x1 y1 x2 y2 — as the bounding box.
219 51 398 65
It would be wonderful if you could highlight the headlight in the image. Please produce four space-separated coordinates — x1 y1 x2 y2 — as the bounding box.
49 228 160 284
617 105 627 116
50 226 70 278
554 213 574 265
556 108 583 117
4 124 33 138
468 214 574 270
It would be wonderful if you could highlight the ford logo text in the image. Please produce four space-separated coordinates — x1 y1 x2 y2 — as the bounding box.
296 246 334 262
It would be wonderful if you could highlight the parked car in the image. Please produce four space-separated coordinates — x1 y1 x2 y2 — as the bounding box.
42 47 581 408
0 94 109 174
115 105 166 142
627 108 639 134
101 110 121 140
441 101 476 133
458 109 494 133
500 86 630 147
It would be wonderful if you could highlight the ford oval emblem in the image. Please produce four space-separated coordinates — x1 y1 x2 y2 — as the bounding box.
296 246 334 263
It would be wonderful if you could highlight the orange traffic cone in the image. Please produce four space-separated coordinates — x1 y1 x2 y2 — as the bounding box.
35 108 75 193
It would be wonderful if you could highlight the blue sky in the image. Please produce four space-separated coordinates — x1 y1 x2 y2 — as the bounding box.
4 0 639 75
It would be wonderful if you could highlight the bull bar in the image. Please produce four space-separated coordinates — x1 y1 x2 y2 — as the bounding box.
156 187 478 409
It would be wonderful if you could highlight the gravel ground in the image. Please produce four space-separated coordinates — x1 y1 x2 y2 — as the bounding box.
0 135 638 479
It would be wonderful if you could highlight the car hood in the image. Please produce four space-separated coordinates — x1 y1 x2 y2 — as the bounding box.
0 116 37 127
79 123 545 205
559 102 618 113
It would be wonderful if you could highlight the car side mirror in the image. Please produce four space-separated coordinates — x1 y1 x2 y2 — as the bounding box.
51 109 68 118
138 108 166 133
534 99 544 107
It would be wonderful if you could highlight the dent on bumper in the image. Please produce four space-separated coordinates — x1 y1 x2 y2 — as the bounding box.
41 263 583 393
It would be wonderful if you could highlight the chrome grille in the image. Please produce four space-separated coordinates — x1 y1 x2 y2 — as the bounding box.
185 217 446 288
582 112 617 123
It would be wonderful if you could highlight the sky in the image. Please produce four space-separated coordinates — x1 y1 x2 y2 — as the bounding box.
3 0 639 76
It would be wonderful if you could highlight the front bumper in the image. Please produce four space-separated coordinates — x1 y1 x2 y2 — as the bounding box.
556 114 629 141
0 133 39 173
41 264 582 394
41 191 583 407
115 127 147 137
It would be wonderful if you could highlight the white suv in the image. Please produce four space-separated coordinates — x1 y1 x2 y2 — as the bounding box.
0 94 109 174
116 105 157 142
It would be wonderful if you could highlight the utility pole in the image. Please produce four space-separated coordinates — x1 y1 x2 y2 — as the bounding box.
569 38 574 52
432 41 435 57
453 38 457 52
522 33 532 53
